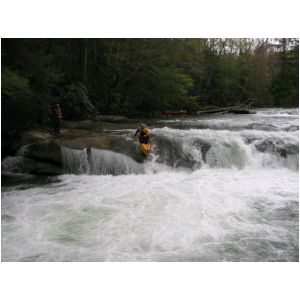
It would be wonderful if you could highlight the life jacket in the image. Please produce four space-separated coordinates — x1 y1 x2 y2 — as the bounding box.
139 127 150 144
54 107 63 119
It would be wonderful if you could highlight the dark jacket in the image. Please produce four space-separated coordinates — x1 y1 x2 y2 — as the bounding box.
135 128 150 144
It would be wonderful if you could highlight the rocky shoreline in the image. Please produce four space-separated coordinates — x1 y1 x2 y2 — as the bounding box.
2 116 141 177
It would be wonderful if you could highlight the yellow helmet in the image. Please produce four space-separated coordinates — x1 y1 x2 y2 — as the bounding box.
142 127 150 135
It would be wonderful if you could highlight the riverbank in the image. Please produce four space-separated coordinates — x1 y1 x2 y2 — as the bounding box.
1 117 140 176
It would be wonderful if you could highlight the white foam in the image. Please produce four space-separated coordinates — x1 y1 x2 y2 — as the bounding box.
2 169 298 261
2 108 299 262
151 127 298 171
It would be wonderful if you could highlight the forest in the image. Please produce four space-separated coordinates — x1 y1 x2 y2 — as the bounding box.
1 38 299 143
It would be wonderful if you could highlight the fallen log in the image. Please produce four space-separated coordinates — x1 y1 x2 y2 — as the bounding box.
197 106 240 114
197 103 254 115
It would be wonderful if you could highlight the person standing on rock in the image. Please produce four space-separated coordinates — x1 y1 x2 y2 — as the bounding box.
52 103 63 135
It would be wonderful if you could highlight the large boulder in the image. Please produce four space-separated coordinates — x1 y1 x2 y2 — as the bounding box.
2 121 142 176
1 132 22 158
1 155 62 175
20 130 53 145
20 141 62 166
63 120 102 130
60 135 112 150
61 120 79 129
31 162 62 175
255 139 299 158
2 156 34 173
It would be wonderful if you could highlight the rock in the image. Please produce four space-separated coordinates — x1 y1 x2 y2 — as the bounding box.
62 120 79 129
76 120 97 129
285 125 299 132
2 156 35 173
32 162 63 175
1 132 22 158
1 155 62 175
1 171 36 184
60 135 112 150
2 214 15 222
78 120 93 127
193 140 211 161
18 254 43 262
283 143 299 155
20 130 52 145
92 115 129 123
2 121 141 176
63 120 100 130
20 141 62 166
255 139 299 157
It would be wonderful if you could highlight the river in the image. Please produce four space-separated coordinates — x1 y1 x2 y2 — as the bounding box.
1 108 299 261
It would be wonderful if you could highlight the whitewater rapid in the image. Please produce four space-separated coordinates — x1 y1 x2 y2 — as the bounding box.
1 108 299 261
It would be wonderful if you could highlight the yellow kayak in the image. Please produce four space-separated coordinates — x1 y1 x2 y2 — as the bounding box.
139 143 151 156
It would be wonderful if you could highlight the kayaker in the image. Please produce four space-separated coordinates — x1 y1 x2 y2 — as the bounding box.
134 123 151 145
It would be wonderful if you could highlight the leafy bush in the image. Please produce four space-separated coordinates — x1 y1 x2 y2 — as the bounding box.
60 83 97 120
2 68 34 133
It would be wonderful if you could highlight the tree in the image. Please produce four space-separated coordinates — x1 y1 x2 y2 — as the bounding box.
1 37 299 146
271 38 299 107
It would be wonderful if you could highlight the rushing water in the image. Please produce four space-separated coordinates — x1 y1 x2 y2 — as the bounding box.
1 108 299 261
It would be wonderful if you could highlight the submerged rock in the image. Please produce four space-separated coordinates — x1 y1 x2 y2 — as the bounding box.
2 214 15 222
255 139 299 158
18 254 44 262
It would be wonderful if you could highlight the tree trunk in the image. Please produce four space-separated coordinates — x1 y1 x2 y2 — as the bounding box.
83 38 88 83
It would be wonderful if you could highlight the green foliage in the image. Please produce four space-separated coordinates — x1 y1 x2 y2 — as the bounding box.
60 83 96 120
1 38 299 139
2 68 33 102
2 68 34 133
154 68 195 110
1 68 37 157
271 40 299 107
